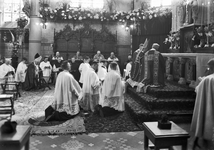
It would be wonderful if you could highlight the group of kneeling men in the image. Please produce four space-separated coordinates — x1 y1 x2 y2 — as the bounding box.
46 60 125 121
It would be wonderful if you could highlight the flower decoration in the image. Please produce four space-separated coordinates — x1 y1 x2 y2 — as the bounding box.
164 31 180 49
38 3 171 24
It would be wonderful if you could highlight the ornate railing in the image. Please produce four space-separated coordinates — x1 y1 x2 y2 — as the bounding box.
162 53 214 88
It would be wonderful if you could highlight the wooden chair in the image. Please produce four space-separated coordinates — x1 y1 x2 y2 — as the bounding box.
0 77 21 100
39 76 51 90
0 94 15 120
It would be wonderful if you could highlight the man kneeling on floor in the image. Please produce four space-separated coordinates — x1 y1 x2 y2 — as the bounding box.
45 61 82 121
95 62 125 117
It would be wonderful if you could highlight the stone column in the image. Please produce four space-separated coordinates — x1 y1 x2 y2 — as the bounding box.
29 0 41 62
167 57 174 81
189 59 197 88
178 57 186 84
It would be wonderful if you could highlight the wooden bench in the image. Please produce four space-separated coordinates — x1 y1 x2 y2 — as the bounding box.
1 81 21 100
0 125 31 150
142 121 189 150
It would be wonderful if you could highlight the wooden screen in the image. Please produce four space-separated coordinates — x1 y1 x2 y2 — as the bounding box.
54 24 117 59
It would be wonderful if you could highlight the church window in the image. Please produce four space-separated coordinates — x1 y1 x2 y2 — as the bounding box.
3 0 25 22
70 0 104 9
151 0 171 7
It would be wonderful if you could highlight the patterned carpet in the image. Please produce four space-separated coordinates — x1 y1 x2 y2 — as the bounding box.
0 87 140 135
1 89 85 135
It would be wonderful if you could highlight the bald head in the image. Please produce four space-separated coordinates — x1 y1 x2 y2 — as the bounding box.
152 43 160 50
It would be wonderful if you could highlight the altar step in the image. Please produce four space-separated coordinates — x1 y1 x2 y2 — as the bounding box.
125 82 196 123
125 94 193 124
128 87 195 111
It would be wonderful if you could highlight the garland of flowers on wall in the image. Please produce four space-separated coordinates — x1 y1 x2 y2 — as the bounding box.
39 2 171 30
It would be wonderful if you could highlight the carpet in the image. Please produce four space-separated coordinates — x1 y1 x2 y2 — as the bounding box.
1 88 140 135
5 89 86 135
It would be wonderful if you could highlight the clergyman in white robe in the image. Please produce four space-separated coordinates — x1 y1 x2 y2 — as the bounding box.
40 57 52 82
97 61 107 82
0 58 15 90
45 61 82 121
79 57 90 84
96 62 125 117
80 62 100 112
15 58 27 83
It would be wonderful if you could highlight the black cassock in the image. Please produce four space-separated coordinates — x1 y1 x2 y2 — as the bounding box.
24 62 42 91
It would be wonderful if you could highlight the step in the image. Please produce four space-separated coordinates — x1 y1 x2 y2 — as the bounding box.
125 94 193 123
128 82 196 99
128 87 195 111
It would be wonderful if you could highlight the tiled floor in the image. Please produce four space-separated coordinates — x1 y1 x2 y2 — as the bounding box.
28 131 145 150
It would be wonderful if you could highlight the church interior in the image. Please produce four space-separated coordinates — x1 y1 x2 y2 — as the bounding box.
0 0 214 150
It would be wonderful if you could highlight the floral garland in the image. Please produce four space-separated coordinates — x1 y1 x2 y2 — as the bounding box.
39 2 171 23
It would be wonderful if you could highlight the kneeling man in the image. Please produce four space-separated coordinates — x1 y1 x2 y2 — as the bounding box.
96 62 125 117
45 61 82 121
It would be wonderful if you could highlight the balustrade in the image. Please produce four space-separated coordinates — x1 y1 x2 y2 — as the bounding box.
162 53 214 88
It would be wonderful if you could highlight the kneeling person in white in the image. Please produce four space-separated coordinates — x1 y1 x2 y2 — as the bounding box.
96 62 125 117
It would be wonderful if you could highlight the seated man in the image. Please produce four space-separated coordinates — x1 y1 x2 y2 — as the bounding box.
45 61 82 121
93 51 105 61
24 53 42 91
80 60 100 113
107 52 119 62
74 51 83 60
190 58 214 149
95 62 125 117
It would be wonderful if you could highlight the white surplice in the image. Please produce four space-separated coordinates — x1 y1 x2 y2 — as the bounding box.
191 74 214 141
51 70 82 116
81 67 100 112
40 61 52 77
97 63 107 81
15 61 27 82
0 63 15 90
79 62 90 84
101 70 125 111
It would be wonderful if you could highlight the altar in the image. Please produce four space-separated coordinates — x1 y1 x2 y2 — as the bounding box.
163 53 214 87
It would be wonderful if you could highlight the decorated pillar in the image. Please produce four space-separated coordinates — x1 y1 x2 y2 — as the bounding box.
166 57 174 81
29 0 41 62
178 57 186 84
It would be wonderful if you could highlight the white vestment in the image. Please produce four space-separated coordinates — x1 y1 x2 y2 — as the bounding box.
191 74 214 141
97 63 107 81
81 67 100 112
108 64 121 75
0 63 15 90
124 62 132 78
51 71 82 116
15 61 27 82
79 62 90 84
101 70 125 111
0 63 15 79
40 61 52 77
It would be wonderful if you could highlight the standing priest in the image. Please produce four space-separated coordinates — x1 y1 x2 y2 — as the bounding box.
80 60 100 113
24 53 42 91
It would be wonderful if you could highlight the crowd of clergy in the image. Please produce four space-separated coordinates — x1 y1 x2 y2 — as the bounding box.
0 50 131 119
